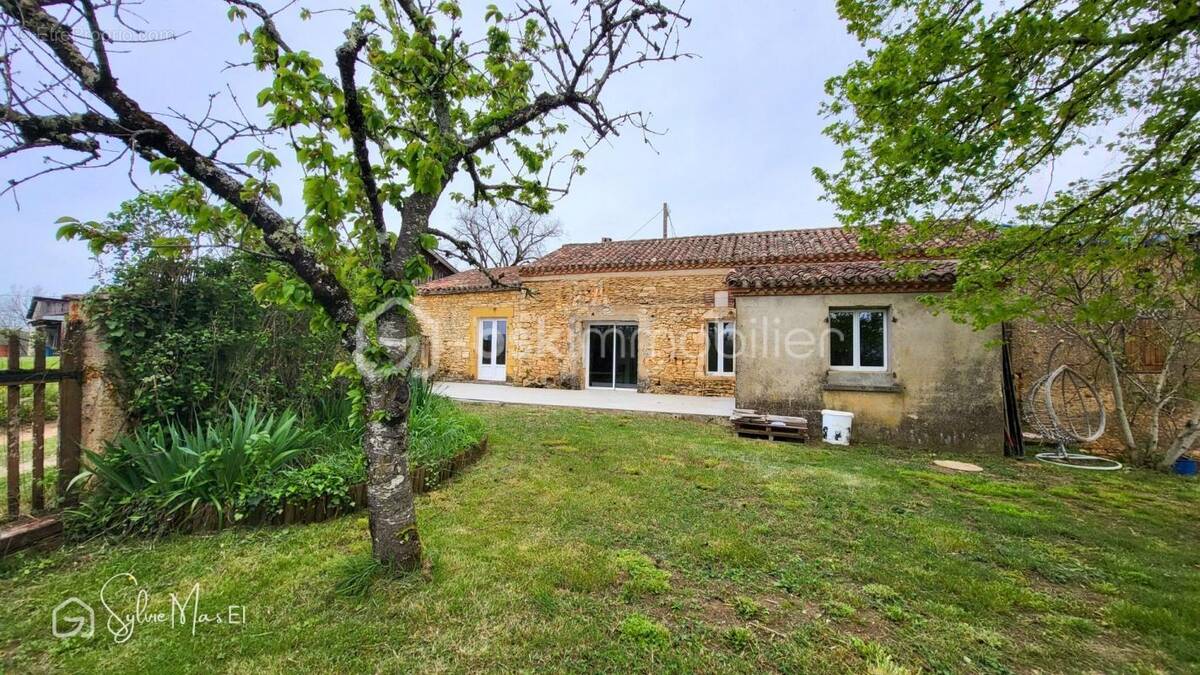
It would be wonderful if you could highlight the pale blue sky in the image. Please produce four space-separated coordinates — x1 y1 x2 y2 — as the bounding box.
2 2 863 296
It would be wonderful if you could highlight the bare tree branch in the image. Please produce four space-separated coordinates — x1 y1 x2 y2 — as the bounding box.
0 0 356 333
452 203 562 268
336 25 391 269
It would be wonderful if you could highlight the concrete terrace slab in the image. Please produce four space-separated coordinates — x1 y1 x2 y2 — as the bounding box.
435 382 735 419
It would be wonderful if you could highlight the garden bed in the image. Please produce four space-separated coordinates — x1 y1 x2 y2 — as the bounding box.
63 381 488 541
184 437 489 531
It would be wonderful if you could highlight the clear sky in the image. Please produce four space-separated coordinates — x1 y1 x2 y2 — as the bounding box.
1 1 865 296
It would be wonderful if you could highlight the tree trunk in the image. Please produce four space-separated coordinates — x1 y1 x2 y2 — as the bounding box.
1103 349 1140 452
354 191 440 571
1159 400 1200 471
359 309 421 571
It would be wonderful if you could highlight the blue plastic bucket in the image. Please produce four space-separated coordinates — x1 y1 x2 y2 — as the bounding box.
1174 457 1198 476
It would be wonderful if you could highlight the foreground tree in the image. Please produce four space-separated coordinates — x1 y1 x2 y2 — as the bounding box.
450 203 562 267
0 0 688 568
819 0 1200 465
1026 254 1200 467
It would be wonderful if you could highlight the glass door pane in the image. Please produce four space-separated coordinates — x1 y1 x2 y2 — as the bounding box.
614 325 638 389
495 320 507 365
707 322 719 373
722 321 735 374
588 325 614 387
480 320 494 365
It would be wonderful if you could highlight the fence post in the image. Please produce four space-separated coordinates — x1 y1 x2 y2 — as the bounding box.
5 333 19 516
57 321 83 506
32 334 46 511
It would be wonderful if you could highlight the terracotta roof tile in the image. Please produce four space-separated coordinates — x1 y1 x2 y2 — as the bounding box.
519 225 979 276
418 266 522 295
726 260 957 293
420 226 976 294
519 227 851 275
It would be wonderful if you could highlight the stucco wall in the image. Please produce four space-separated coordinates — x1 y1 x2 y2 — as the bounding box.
414 270 737 396
734 292 1004 452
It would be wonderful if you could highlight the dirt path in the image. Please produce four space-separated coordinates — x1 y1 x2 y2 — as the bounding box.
1 422 60 477
18 420 58 444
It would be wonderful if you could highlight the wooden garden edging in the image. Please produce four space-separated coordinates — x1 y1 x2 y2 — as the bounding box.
186 436 489 532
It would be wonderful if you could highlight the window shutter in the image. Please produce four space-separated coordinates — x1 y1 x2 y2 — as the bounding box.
1125 318 1166 374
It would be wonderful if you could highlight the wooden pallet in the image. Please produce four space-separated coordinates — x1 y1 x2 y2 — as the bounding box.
731 412 808 443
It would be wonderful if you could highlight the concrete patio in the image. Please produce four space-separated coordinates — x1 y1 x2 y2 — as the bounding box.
435 381 735 419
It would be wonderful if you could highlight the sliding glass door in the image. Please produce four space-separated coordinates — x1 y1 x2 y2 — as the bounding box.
587 324 638 389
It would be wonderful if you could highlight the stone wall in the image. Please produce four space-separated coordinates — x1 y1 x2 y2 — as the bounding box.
412 288 522 384
734 291 1005 452
68 299 130 453
1007 319 1200 456
414 270 737 396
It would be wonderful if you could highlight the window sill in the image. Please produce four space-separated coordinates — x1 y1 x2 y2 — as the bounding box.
705 372 736 378
822 382 903 393
823 370 902 393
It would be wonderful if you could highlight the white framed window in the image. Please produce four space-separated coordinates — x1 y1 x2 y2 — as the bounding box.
707 320 736 375
829 309 888 371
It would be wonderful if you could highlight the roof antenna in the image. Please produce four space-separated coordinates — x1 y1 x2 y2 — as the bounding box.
662 202 670 239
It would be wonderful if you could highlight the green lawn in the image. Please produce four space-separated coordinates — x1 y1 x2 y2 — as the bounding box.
1 404 1197 673
16 356 61 369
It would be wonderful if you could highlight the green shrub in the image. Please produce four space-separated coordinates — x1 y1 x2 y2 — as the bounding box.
246 441 365 515
68 403 311 535
69 382 484 538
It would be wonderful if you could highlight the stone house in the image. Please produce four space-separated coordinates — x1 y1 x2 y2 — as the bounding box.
415 227 1008 451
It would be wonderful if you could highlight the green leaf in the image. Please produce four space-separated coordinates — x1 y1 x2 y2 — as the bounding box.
149 158 179 175
55 223 80 241
414 156 445 195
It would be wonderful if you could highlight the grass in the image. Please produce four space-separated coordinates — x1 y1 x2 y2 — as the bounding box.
0 356 61 426
16 356 61 369
0 434 59 474
1 404 1198 673
1 425 59 518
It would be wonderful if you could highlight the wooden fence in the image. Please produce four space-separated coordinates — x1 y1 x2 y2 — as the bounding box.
1 328 82 519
